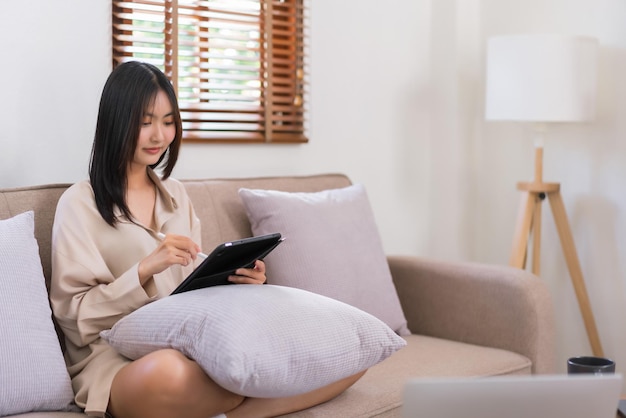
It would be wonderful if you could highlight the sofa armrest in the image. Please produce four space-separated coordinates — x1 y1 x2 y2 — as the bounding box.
388 255 555 374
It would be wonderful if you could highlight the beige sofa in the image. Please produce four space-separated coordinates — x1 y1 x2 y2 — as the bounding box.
0 173 555 418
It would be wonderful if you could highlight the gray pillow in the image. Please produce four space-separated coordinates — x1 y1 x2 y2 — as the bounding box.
238 184 411 336
0 211 75 416
101 284 406 397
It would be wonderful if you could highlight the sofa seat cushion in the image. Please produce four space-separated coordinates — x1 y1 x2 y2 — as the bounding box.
6 335 531 418
282 334 532 417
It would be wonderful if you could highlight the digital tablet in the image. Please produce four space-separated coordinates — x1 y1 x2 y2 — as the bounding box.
170 232 284 295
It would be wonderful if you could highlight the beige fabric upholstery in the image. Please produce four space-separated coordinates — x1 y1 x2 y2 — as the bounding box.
0 184 67 291
281 334 531 418
0 174 555 418
389 256 555 374
182 174 352 250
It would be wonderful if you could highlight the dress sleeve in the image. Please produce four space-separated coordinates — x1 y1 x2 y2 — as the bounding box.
50 184 155 348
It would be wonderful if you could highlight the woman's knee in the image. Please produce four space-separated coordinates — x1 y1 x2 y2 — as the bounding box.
110 349 243 417
139 349 196 393
137 349 242 401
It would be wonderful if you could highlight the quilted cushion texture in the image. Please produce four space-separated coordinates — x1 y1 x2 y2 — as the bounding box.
0 211 75 416
238 184 410 336
101 284 406 397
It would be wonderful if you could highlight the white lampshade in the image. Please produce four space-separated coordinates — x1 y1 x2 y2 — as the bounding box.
485 34 598 122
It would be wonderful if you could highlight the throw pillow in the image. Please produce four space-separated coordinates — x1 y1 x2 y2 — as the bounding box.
238 184 411 336
0 211 75 416
100 284 406 398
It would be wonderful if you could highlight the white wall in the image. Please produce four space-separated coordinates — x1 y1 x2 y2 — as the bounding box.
477 0 626 386
1 0 625 390
0 0 429 257
0 0 111 187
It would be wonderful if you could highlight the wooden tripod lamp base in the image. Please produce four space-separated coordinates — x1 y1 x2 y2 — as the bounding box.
510 146 604 357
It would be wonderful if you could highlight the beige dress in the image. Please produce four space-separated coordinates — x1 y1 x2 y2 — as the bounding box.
50 170 201 417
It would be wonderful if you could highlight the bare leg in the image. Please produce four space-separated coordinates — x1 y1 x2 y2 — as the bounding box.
108 348 366 418
225 370 367 418
108 349 244 418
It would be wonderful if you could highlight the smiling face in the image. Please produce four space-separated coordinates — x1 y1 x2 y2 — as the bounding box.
130 89 176 173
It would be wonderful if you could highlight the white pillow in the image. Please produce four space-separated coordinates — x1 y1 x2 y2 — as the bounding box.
0 211 75 416
100 285 406 398
238 184 411 336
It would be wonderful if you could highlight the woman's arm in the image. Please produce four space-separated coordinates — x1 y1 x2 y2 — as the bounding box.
50 181 201 347
49 185 157 347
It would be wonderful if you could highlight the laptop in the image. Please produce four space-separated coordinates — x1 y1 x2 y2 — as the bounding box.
403 374 623 418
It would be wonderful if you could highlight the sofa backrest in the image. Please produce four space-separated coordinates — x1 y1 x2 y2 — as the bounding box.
0 183 69 290
0 173 352 294
183 174 352 251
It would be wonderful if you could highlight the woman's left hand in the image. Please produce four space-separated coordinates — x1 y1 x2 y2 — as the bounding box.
228 260 267 284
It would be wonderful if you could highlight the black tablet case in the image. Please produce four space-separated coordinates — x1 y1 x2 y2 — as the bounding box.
170 233 283 295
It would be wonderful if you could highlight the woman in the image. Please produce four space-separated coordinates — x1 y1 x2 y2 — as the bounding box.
50 61 364 418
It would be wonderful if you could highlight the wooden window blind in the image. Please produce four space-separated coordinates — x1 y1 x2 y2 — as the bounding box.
112 0 306 143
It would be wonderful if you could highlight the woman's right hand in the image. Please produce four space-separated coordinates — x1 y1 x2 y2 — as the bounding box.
137 234 202 283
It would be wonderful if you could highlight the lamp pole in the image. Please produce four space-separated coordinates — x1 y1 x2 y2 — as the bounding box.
509 131 604 357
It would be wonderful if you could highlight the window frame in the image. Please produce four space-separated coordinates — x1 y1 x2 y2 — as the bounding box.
112 0 307 144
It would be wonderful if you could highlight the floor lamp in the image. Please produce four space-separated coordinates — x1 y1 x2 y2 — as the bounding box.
485 34 604 357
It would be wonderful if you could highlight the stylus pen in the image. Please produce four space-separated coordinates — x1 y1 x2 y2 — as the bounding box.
156 232 209 260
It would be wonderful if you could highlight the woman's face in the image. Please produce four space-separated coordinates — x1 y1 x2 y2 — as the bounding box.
131 89 176 172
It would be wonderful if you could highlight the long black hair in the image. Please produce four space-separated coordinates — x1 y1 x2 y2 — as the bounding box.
89 62 182 226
